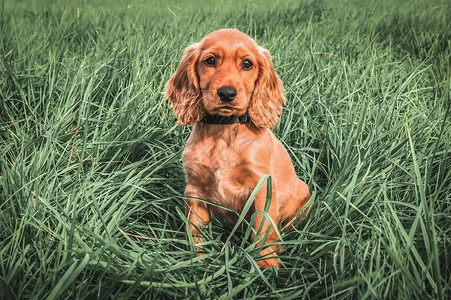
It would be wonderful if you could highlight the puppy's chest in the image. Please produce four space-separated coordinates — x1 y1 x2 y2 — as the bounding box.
183 139 251 213
183 139 242 180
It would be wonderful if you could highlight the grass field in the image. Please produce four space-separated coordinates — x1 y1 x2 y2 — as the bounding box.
1 0 450 298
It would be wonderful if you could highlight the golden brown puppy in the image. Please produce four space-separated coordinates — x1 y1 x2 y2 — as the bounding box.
165 29 310 268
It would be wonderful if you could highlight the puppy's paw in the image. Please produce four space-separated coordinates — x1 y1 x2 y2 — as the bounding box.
257 257 280 269
257 247 281 269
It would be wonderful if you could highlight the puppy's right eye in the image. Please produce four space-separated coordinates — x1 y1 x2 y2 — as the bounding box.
205 57 216 66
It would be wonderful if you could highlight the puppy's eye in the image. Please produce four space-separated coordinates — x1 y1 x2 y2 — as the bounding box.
242 59 253 70
205 57 216 66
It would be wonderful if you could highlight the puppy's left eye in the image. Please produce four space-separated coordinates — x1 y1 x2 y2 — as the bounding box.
242 59 253 70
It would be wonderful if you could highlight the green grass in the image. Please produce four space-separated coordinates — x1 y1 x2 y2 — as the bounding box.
1 0 450 298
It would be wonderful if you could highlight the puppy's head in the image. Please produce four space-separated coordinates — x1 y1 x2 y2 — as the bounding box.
165 29 285 128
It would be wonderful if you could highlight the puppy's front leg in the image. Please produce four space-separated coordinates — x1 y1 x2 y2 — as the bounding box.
249 179 281 269
185 185 210 250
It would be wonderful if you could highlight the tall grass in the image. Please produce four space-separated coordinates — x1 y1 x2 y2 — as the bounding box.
0 0 450 298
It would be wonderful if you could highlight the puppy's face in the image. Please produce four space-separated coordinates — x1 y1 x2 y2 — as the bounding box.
196 30 260 117
165 29 285 128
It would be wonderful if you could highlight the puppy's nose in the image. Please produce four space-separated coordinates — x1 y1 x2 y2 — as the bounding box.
217 86 237 102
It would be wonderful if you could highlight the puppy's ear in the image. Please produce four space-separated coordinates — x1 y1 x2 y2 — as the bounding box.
165 43 203 126
248 47 286 129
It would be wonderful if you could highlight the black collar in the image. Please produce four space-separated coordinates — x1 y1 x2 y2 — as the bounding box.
200 113 251 125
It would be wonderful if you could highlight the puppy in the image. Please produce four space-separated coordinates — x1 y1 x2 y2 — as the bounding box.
165 29 310 268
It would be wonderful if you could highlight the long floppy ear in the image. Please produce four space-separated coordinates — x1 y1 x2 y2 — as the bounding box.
248 47 286 129
165 43 203 126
